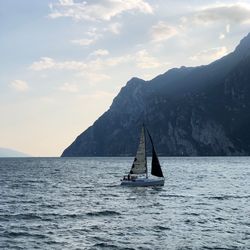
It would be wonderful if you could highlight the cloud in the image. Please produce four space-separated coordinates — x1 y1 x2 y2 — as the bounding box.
71 38 95 46
186 4 250 25
105 22 122 34
151 21 178 42
71 23 121 48
10 80 29 92
190 46 228 62
58 0 74 6
29 57 87 71
29 55 132 76
59 82 79 93
104 55 132 66
29 57 57 71
30 51 169 80
71 27 102 47
136 49 169 69
90 49 109 57
49 0 153 21
219 33 225 40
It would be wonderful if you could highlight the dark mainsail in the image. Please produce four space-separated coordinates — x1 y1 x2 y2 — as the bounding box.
146 128 164 177
151 147 164 177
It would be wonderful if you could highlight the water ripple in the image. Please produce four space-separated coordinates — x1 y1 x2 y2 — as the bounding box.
86 210 121 217
0 157 249 250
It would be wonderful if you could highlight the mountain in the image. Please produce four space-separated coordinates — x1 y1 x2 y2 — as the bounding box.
62 33 250 156
0 147 30 157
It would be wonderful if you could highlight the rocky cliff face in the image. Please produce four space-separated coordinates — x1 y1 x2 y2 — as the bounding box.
62 33 250 156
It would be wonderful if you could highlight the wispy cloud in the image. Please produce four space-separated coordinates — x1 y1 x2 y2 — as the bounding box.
90 49 109 57
136 50 161 69
30 57 57 71
29 57 87 71
183 3 250 25
59 82 79 93
105 22 122 34
190 46 228 62
49 0 153 21
71 38 96 46
104 55 132 66
151 21 178 42
71 27 102 47
29 54 132 74
29 50 170 85
10 80 29 92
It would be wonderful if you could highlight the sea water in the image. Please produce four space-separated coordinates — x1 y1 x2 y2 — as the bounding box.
0 157 249 249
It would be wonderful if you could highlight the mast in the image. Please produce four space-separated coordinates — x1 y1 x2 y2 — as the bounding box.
144 124 148 178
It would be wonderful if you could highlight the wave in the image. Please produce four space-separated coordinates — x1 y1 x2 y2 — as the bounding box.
0 213 43 221
92 243 118 249
1 212 87 221
153 225 171 231
182 212 200 217
92 243 136 250
159 194 193 198
201 247 238 250
86 210 121 217
4 231 47 239
105 184 119 188
42 213 85 220
208 195 250 200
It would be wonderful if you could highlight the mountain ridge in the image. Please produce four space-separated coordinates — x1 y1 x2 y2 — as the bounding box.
62 33 250 156
0 147 30 157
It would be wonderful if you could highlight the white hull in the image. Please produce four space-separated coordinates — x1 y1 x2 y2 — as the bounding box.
121 178 164 187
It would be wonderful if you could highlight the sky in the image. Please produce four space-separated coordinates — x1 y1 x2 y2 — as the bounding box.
1 0 250 156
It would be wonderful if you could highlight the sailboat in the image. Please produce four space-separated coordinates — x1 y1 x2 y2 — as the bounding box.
121 125 165 187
